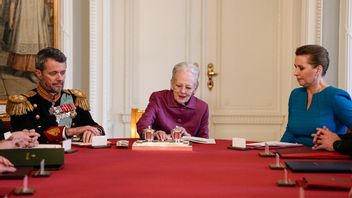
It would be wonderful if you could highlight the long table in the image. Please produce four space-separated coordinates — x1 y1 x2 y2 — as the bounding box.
0 139 350 197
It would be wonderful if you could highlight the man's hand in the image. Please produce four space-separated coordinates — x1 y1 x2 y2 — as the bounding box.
82 131 96 143
312 126 341 151
9 129 40 148
0 156 16 173
66 126 102 143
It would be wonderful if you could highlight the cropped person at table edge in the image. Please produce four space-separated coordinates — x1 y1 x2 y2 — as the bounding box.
0 119 40 148
0 156 16 173
0 129 40 149
6 47 104 143
137 62 209 141
281 45 352 146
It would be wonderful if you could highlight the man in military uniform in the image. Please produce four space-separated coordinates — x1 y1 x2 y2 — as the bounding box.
6 47 104 143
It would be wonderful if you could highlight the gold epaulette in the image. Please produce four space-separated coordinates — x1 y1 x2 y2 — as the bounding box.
6 94 34 116
22 90 37 98
64 89 90 111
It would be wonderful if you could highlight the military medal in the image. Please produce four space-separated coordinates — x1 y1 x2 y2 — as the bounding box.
49 103 77 125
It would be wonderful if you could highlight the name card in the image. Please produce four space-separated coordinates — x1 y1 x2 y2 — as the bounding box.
62 139 72 151
232 137 246 148
92 136 107 147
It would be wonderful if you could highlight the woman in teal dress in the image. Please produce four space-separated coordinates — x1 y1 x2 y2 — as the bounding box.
281 45 352 146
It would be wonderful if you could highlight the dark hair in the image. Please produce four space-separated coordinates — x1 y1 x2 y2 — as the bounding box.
35 47 67 71
295 45 329 76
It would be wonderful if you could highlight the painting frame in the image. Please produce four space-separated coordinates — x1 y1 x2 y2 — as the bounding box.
0 0 58 105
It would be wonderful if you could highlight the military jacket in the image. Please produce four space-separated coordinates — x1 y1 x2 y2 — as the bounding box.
7 87 104 143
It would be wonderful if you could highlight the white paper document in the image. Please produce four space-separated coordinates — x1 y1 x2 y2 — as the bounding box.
246 141 302 147
181 136 216 144
34 144 62 149
71 142 91 146
71 140 112 147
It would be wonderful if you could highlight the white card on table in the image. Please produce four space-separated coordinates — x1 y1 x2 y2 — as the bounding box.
62 139 72 151
232 137 246 148
92 136 107 146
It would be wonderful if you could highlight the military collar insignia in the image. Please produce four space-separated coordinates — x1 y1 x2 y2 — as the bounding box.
37 84 61 103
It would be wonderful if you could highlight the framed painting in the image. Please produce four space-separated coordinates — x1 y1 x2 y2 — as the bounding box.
0 0 58 105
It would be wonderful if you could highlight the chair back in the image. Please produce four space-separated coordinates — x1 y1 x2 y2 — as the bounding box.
130 108 144 138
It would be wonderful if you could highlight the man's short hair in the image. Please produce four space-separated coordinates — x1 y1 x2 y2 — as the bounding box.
35 47 67 71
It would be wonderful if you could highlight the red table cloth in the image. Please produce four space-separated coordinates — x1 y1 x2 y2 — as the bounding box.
0 139 350 198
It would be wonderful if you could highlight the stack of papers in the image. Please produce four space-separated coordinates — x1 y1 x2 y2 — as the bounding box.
34 144 62 149
71 141 112 147
246 141 302 148
181 136 216 144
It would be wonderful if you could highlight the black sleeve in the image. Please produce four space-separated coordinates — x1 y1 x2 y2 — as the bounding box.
0 120 6 140
72 107 105 135
10 113 36 132
10 114 50 143
338 133 352 139
333 134 352 156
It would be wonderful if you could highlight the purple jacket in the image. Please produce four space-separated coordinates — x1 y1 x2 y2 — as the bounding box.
137 90 209 138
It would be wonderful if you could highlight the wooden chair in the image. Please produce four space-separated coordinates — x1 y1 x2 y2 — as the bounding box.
130 108 145 138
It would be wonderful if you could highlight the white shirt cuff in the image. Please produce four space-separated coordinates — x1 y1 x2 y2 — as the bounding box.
62 127 68 140
4 131 12 140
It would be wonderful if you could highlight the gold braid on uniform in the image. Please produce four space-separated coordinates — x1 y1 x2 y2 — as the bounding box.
64 89 90 111
6 92 36 116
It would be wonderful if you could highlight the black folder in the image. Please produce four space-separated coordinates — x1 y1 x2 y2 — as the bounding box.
0 148 64 170
285 161 352 173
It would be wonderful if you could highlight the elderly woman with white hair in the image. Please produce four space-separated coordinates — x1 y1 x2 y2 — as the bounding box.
137 62 209 141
